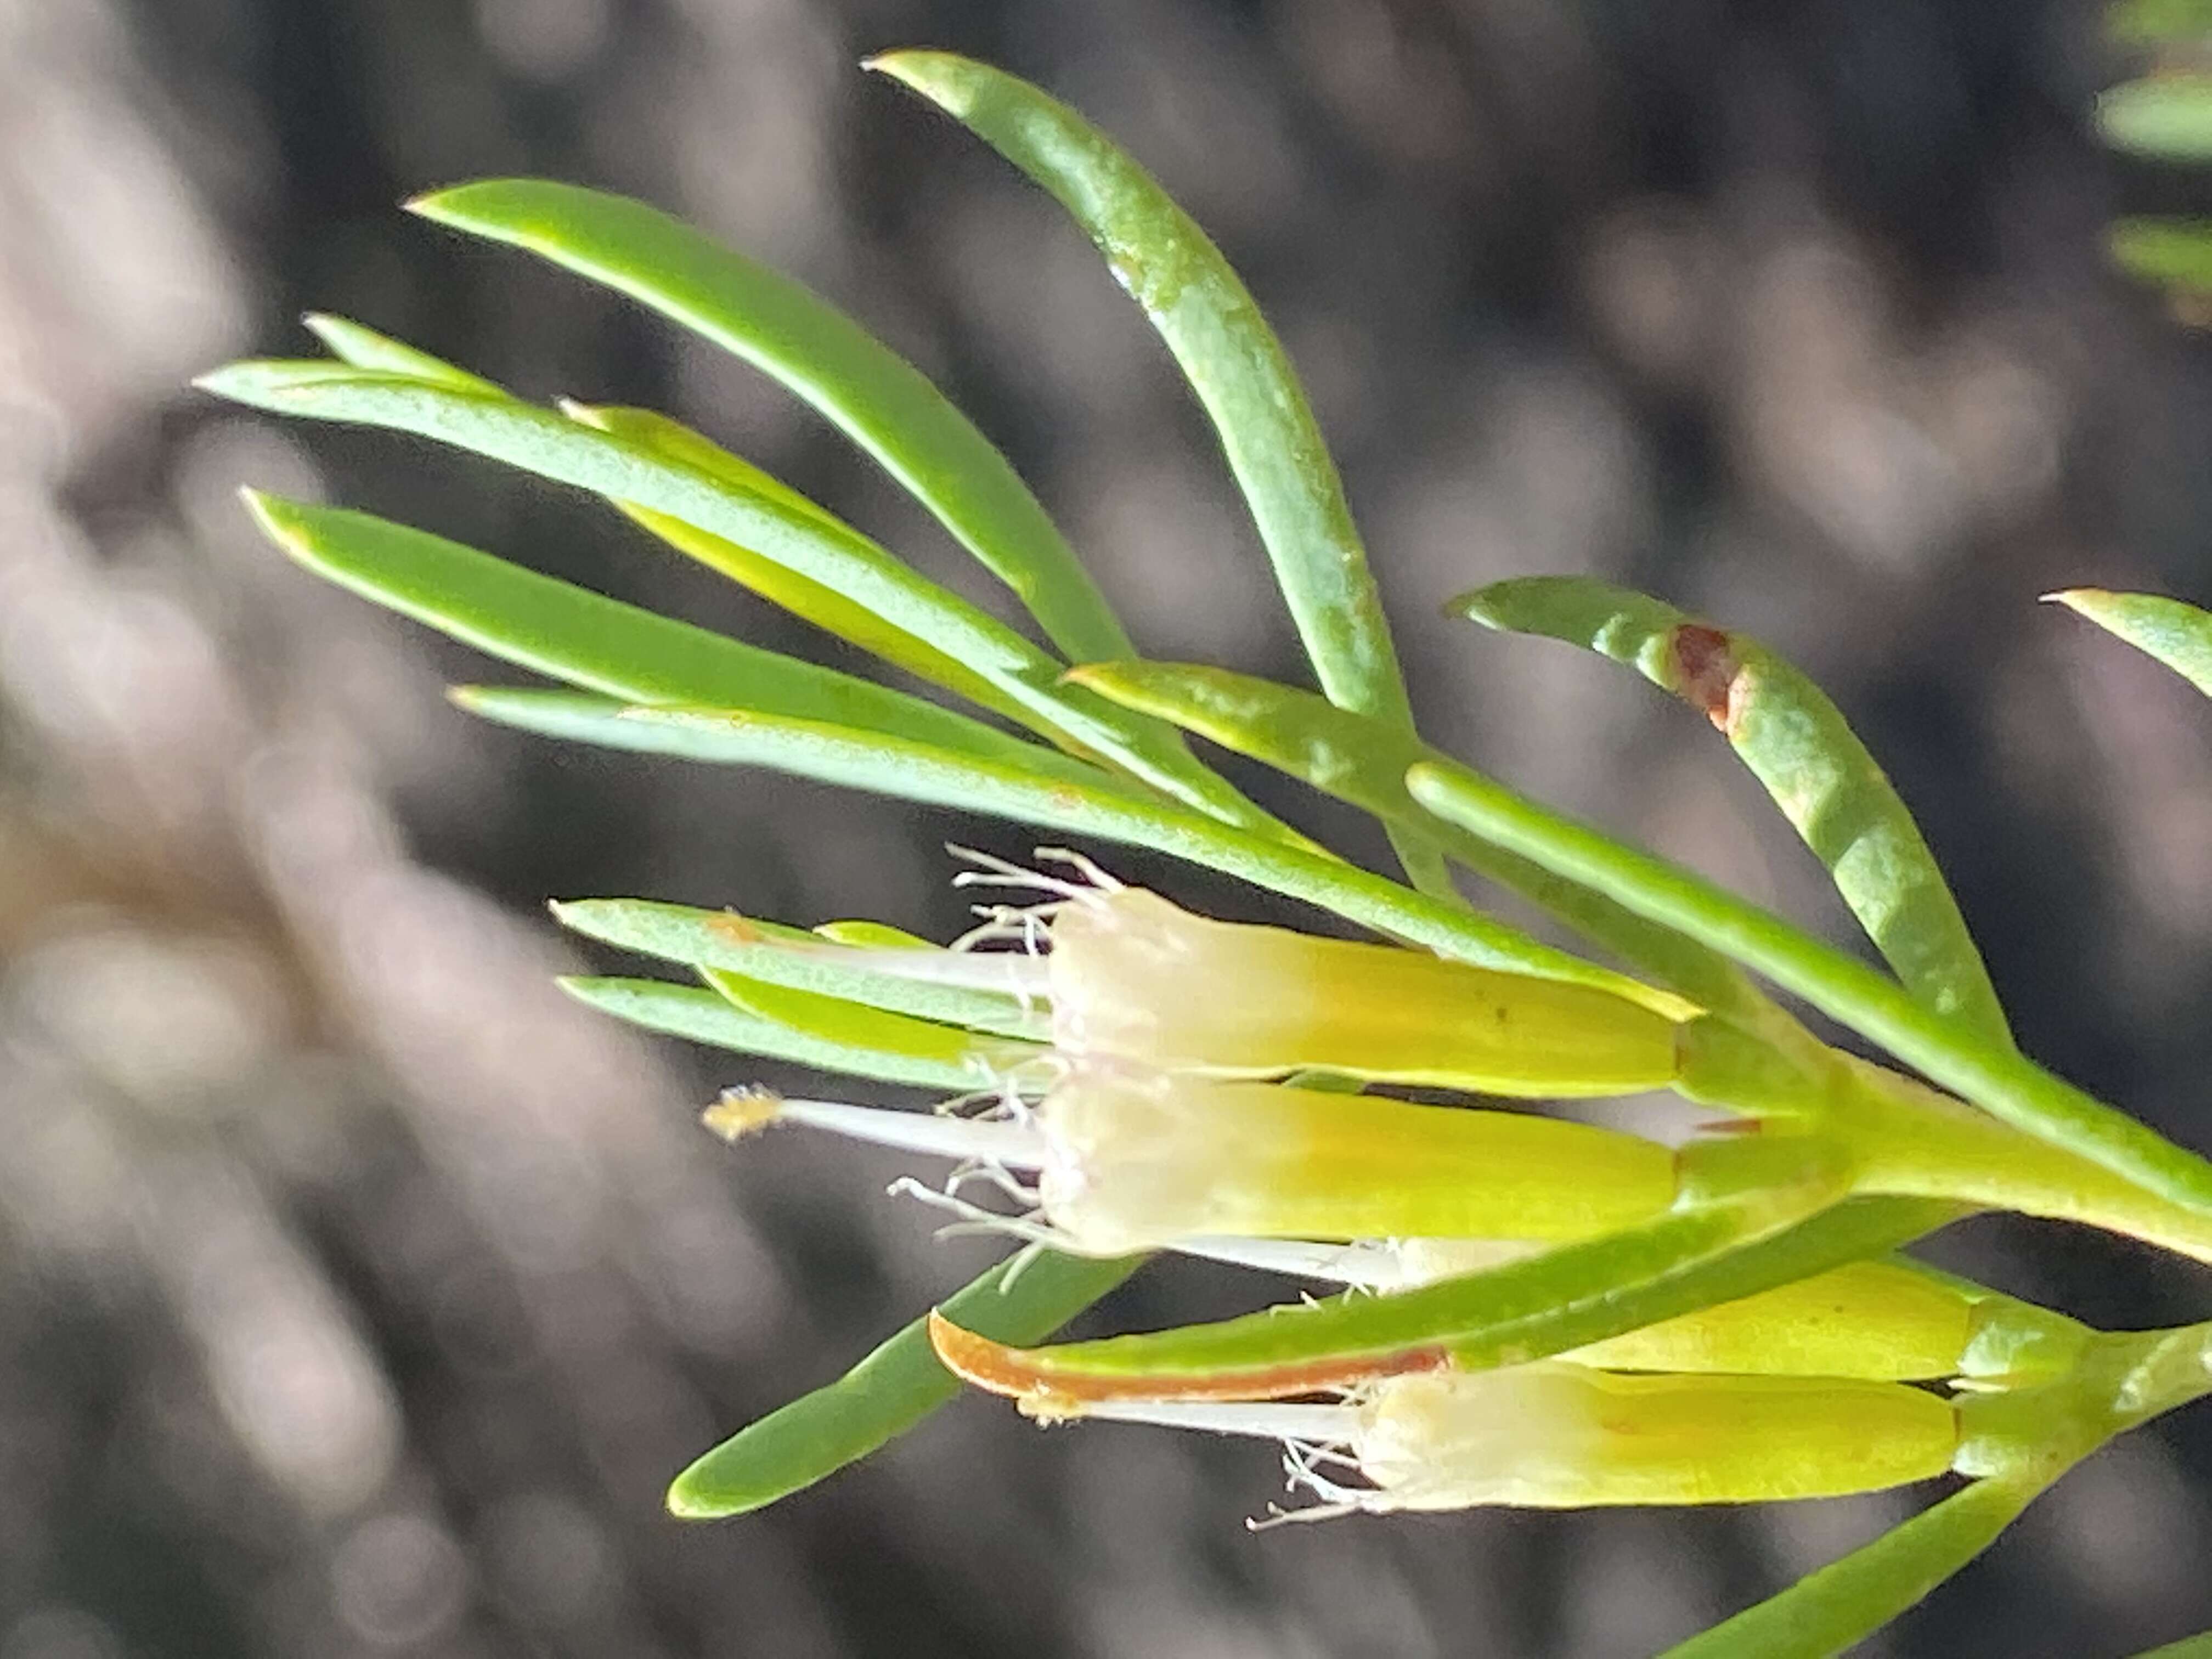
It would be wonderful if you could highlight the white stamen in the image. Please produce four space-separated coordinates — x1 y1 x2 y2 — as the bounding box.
1033 847 1124 891
771 1096 1048 1166
887 1176 1058 1246
946 844 1111 904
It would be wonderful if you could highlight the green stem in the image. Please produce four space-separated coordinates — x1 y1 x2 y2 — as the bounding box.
1406 758 2212 1221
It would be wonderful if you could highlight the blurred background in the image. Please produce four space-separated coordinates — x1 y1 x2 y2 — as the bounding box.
3 0 2210 1654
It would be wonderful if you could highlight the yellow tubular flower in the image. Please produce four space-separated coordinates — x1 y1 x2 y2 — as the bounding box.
1045 888 1684 1094
714 1065 1680 1257
1035 1068 1679 1255
1048 1365 1961 1514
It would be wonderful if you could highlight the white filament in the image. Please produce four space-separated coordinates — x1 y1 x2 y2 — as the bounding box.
769 1096 1048 1167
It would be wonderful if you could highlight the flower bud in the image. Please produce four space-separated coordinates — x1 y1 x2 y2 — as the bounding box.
1046 888 1681 1095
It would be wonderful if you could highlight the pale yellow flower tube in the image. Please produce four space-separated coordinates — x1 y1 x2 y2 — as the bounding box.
715 1066 1680 1257
1046 889 1683 1094
1036 1069 1679 1255
1058 1364 1961 1513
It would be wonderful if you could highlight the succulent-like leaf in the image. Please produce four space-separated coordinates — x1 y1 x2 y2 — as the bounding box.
556 974 997 1091
2111 218 2212 300
2108 0 2212 44
1658 1476 2044 1659
2047 588 2212 697
870 50 1452 897
551 898 1048 1039
409 178 1138 668
1069 659 1774 1022
668 1247 1143 1519
1454 578 2012 1051
2099 75 2212 161
924 1195 1960 1391
197 362 1283 835
564 402 1046 733
2128 1633 2212 1658
304 313 504 393
455 687 1686 1013
1403 759 2212 1213
240 492 1088 775
699 968 1039 1079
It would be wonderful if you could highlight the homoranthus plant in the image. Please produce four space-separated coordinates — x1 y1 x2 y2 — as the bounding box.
199 48 2212 1659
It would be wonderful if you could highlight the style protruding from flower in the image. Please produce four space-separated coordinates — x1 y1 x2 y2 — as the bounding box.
710 1063 1680 1258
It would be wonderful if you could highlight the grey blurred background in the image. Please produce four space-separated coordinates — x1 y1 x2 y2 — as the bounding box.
3 0 2210 1654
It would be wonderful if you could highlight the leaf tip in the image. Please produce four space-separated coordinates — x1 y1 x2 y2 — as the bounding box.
862 48 974 111
664 1447 748 1522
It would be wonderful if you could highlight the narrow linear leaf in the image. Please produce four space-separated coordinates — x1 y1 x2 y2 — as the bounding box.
669 1247 1143 1519
2108 0 2212 45
870 50 1450 896
2129 1633 2212 1658
699 968 1040 1079
240 491 1096 777
303 313 504 394
1658 1476 2045 1659
2099 75 2212 161
2111 219 2212 300
566 403 1046 733
309 312 1036 731
408 177 1138 667
1403 757 2212 1213
199 362 1284 835
551 897 1047 1039
1069 659 1773 1022
556 975 998 1092
1455 578 2012 1050
2047 588 2212 697
456 687 1688 1014
930 1195 1959 1386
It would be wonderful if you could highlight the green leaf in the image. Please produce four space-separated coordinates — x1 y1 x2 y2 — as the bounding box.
2110 218 2212 298
669 1246 1143 1519
1454 577 2012 1051
198 362 1283 836
699 968 1040 1080
455 688 1689 1014
2098 75 2212 161
303 313 504 394
239 492 1090 776
869 50 1450 897
2108 0 2212 45
2047 588 2212 697
1068 659 1773 1022
550 897 1048 1039
556 975 1003 1092
1403 757 2212 1214
936 1194 1959 1386
563 403 1047 735
2128 1633 2212 1658
1659 1477 2044 1659
407 178 1136 668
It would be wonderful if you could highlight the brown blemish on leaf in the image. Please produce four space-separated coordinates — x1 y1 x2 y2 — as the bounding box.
927 1310 1451 1403
707 911 765 946
1669 624 1746 736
